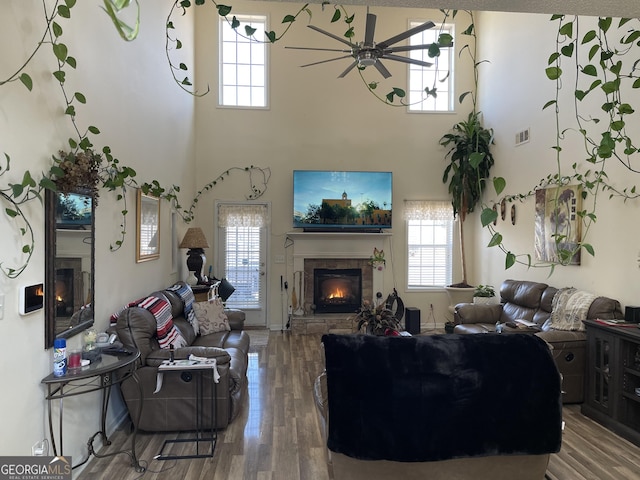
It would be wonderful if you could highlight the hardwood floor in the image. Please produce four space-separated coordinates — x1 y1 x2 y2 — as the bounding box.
76 332 640 480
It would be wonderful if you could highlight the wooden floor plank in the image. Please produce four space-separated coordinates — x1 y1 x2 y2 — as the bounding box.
76 332 640 480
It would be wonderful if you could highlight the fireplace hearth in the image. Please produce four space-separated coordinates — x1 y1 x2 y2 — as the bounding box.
288 231 389 334
314 268 362 314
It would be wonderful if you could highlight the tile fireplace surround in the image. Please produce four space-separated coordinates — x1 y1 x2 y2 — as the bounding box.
286 232 390 335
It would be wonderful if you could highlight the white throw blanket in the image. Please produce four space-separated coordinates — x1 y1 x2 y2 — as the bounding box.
551 287 597 331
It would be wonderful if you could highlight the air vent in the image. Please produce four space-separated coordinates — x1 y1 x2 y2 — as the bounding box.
515 128 530 146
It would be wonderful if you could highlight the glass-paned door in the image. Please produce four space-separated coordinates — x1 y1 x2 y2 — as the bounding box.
215 202 269 327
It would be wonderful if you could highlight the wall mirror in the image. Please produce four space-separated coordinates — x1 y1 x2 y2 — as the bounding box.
45 188 95 349
136 189 160 263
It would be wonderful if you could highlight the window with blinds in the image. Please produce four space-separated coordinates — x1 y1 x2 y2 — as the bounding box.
223 226 262 308
405 201 454 288
217 203 269 310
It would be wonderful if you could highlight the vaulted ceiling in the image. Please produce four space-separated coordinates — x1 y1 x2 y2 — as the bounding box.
266 0 640 19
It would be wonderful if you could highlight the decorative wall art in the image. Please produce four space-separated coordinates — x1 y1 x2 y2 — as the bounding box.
534 185 582 265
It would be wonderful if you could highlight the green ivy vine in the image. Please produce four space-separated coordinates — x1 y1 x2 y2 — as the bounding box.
479 15 640 274
140 165 271 224
0 0 269 278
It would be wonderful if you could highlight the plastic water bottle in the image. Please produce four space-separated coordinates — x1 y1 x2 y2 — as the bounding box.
53 338 67 377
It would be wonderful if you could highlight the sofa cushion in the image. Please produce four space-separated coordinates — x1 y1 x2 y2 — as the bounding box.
172 316 197 345
501 280 548 308
588 296 624 319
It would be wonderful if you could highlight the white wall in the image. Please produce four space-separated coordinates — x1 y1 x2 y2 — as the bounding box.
193 2 476 329
0 0 195 463
475 10 640 307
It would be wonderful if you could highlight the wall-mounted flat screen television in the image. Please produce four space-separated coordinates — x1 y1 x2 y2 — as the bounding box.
293 170 392 231
56 192 93 229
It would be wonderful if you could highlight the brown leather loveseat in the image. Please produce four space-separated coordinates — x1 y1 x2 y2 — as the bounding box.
113 282 250 431
454 279 624 403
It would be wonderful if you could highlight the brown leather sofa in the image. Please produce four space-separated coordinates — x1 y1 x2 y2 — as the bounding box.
314 333 563 480
454 279 624 403
113 282 250 431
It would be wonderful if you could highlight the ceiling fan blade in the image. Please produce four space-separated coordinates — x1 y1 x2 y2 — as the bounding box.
364 13 377 46
285 46 352 53
383 53 433 68
385 43 440 53
377 21 435 49
300 55 354 68
338 61 359 78
373 60 392 79
308 25 353 47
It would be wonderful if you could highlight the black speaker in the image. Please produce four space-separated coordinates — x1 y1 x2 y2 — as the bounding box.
625 306 640 323
405 307 421 334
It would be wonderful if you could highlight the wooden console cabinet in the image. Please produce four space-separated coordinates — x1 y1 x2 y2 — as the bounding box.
582 319 640 446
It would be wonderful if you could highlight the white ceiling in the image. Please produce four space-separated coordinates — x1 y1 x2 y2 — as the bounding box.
266 0 640 19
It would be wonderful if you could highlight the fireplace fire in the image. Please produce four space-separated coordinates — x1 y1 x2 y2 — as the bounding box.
55 268 75 317
313 268 362 314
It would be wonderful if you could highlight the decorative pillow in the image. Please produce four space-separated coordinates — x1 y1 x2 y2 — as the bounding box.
212 277 236 301
193 298 231 335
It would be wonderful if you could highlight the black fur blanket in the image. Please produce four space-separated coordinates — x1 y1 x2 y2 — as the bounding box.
321 333 563 462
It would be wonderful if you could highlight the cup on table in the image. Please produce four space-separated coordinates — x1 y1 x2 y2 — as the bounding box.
68 349 83 370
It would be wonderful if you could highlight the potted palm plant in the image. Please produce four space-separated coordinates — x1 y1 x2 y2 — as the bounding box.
441 111 495 309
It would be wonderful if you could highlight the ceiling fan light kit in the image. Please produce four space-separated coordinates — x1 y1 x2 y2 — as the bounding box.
286 12 450 79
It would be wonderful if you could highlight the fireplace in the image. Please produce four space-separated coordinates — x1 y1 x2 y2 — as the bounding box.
288 231 389 334
54 258 84 318
313 268 362 314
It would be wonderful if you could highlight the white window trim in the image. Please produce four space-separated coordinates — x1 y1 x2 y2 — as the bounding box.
218 13 270 110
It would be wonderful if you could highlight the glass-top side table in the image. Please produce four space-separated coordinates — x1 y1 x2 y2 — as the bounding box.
41 350 145 472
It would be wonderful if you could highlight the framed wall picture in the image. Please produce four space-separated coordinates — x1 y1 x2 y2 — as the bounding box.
136 189 160 263
534 185 582 265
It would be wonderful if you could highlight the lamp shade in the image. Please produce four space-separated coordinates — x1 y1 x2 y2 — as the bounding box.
179 227 210 249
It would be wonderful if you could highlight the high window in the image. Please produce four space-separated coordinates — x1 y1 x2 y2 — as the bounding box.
219 15 268 108
405 201 454 288
407 22 454 112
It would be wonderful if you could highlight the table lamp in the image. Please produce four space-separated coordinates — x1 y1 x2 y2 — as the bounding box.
179 227 210 284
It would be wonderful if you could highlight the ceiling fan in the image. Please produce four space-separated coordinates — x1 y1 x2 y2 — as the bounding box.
286 11 447 79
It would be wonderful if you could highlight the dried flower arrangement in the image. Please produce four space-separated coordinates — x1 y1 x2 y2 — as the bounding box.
52 150 102 201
